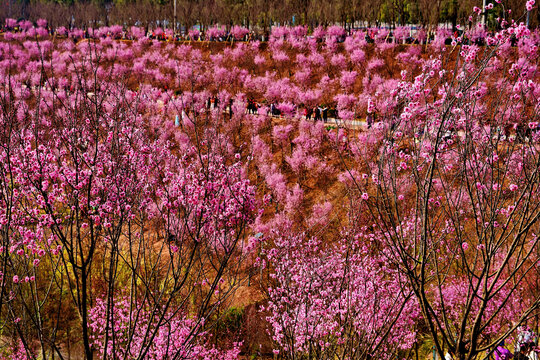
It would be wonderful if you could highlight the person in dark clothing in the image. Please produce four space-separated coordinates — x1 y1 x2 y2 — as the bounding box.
306 107 313 120
322 107 328 123
270 103 280 116
366 113 373 128
503 124 512 138
515 343 530 360
516 123 532 143
314 107 321 121
248 98 257 114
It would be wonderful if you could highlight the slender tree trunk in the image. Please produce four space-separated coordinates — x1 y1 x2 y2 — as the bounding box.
81 266 93 360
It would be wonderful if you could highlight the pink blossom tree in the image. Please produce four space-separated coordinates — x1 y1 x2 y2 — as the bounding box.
0 35 259 359
263 228 418 360
342 19 540 360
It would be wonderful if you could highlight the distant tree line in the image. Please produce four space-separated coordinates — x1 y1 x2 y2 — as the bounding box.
1 0 538 33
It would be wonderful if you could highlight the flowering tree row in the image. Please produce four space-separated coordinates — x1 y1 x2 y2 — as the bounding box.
3 16 535 45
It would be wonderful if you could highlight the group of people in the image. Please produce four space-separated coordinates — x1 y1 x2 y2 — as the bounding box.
206 96 220 110
493 326 538 360
304 106 329 122
247 98 259 114
247 98 332 123
513 326 539 360
440 326 539 360
198 31 263 42
149 31 265 42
